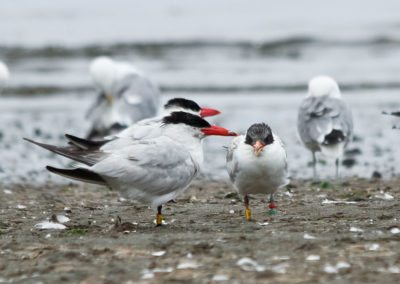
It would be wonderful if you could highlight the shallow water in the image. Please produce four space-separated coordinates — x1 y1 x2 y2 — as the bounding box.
0 91 398 184
0 0 399 184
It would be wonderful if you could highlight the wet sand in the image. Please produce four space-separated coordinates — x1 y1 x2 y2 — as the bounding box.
1 177 399 283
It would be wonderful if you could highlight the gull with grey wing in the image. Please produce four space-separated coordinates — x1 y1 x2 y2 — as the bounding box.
297 76 353 179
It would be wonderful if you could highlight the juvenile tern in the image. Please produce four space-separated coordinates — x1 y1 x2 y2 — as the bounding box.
226 123 289 221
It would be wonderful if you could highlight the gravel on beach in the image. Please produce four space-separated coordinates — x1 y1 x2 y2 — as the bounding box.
1 177 399 283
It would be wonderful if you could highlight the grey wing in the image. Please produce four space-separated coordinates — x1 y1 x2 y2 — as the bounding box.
334 100 353 145
100 118 164 151
297 96 353 147
24 138 108 166
115 117 164 140
226 136 243 183
273 134 289 173
91 138 198 202
115 74 160 123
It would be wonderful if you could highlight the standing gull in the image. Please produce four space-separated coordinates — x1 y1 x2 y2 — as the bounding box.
25 112 237 226
226 123 289 221
0 61 10 93
86 56 160 139
297 76 353 178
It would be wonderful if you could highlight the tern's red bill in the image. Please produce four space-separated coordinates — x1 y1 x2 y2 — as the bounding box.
201 125 238 136
253 140 265 156
200 108 221 117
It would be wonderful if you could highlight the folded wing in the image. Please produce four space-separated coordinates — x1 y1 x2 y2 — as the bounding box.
297 96 353 149
226 135 244 183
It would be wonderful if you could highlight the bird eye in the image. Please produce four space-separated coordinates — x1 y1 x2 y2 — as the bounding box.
245 136 253 145
264 135 273 145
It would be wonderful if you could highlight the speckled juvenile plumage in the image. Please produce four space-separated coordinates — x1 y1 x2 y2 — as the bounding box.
226 123 289 220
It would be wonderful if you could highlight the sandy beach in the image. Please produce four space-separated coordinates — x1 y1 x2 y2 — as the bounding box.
1 177 399 283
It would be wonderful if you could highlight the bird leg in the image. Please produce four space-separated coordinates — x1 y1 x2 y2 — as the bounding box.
244 195 252 221
267 194 277 216
156 205 164 226
312 152 317 180
335 158 340 179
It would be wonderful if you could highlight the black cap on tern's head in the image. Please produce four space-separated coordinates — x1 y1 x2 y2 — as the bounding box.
163 111 211 128
164 97 221 117
245 123 274 155
164 98 201 112
163 112 238 136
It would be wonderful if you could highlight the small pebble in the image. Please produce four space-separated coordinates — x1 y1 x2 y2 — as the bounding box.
365 243 380 251
212 274 229 281
152 251 166 257
350 227 364 233
64 207 72 213
306 255 320 261
390 227 400 234
304 233 316 240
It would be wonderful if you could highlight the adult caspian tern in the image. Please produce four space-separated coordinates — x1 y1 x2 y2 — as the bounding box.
297 76 353 179
226 123 289 221
67 97 221 151
86 56 160 139
25 112 237 226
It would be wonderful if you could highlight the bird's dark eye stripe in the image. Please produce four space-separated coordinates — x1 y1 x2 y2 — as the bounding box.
264 135 274 145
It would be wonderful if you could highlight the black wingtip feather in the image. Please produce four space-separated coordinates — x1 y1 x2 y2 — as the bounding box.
46 166 107 186
23 137 39 145
24 137 55 149
65 134 110 150
322 129 345 145
24 137 101 166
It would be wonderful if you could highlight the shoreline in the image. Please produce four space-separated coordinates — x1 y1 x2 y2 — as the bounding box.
1 177 399 283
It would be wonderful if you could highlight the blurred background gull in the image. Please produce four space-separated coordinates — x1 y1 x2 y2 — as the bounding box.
86 56 160 139
0 0 399 184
